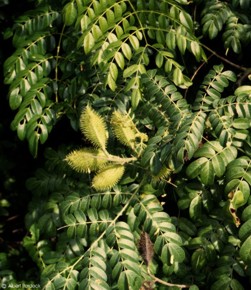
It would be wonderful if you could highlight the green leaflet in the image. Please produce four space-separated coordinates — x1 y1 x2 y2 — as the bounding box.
240 236 251 263
115 222 143 289
80 247 109 289
63 2 77 26
201 2 230 40
186 141 237 185
225 157 251 225
3 7 59 157
193 64 236 111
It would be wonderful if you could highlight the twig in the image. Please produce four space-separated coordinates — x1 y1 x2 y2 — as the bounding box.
236 68 251 86
191 54 213 83
202 44 248 71
184 54 213 99
147 268 189 289
54 25 66 103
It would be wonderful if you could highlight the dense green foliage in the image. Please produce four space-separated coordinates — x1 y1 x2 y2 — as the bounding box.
1 0 251 289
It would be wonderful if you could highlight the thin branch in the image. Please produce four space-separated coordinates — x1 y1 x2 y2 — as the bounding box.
202 44 248 71
237 68 251 86
54 25 66 103
148 268 189 289
191 54 214 83
184 54 213 99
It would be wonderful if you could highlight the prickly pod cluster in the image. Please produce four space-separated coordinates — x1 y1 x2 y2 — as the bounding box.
65 106 148 191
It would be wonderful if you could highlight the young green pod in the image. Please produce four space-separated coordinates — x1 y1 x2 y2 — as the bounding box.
92 164 125 191
111 111 137 150
80 106 108 151
65 148 108 173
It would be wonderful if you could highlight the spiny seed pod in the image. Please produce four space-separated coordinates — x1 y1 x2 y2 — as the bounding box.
80 106 108 150
92 164 125 191
153 166 172 180
65 148 108 173
111 111 137 150
138 232 154 266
